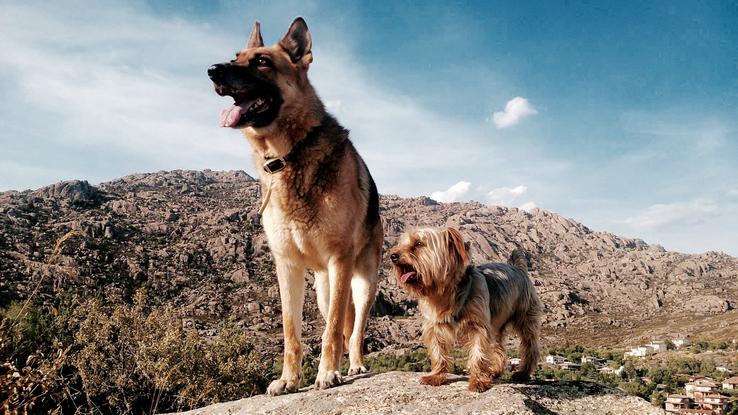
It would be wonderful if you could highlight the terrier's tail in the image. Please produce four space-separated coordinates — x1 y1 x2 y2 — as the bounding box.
509 246 530 274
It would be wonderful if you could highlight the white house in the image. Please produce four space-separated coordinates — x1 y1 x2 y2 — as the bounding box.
545 355 566 365
723 376 738 390
625 346 654 358
701 394 730 413
559 361 581 371
647 341 667 353
685 378 719 400
664 395 690 413
672 338 690 348
598 365 625 376
581 356 606 366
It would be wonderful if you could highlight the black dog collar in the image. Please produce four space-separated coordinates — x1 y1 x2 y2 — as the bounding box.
263 158 287 174
261 117 327 175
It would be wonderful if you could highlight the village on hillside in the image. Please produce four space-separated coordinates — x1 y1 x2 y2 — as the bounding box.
541 337 738 415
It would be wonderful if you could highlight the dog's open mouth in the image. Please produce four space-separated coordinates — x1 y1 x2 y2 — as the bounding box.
209 61 283 128
397 264 420 284
219 90 275 128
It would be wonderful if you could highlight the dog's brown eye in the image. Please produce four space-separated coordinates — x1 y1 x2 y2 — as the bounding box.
256 56 271 67
414 241 423 249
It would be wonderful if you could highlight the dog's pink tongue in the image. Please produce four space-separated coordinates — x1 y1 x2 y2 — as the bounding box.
400 272 416 283
219 105 245 128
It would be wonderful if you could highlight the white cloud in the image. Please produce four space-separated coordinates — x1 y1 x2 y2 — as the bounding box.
519 201 537 212
430 182 538 211
0 1 248 190
487 185 528 206
431 181 471 203
491 97 538 129
621 199 719 231
727 189 738 197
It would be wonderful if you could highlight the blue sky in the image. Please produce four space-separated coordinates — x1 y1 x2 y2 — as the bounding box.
1 0 737 255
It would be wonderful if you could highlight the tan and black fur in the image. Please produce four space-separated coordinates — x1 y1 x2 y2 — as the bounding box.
390 228 541 392
208 18 383 395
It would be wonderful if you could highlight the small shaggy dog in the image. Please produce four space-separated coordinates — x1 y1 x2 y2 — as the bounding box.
389 227 542 392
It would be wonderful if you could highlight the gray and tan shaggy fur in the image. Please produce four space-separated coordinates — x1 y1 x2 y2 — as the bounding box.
390 227 542 392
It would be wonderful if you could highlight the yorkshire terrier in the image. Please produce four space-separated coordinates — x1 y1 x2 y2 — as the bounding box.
389 227 542 392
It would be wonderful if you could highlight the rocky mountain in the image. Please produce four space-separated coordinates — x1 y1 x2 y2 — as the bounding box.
1 170 737 353
165 371 665 415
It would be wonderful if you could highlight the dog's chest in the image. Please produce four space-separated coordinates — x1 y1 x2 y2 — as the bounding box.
419 301 453 325
262 206 326 264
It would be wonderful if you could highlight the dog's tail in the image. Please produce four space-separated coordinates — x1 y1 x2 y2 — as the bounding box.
509 246 530 274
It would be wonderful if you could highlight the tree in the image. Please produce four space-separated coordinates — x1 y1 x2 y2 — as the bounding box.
623 361 638 380
580 362 599 379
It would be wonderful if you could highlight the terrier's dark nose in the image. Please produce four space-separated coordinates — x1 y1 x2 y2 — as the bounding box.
390 253 399 263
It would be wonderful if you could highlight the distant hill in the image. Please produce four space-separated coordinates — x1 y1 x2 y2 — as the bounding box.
1 170 737 354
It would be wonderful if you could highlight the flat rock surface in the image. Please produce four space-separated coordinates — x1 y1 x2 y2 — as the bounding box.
165 371 664 415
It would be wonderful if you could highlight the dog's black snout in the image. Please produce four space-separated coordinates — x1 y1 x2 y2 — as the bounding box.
390 253 399 263
208 63 227 82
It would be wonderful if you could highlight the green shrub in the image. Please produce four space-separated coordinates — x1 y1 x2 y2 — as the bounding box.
364 349 432 374
650 390 666 407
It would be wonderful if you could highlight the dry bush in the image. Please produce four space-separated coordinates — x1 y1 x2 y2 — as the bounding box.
0 348 81 415
75 290 270 413
0 299 84 414
1 290 271 414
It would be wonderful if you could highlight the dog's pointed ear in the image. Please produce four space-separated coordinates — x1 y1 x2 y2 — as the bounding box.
446 228 469 267
279 17 313 66
246 21 264 49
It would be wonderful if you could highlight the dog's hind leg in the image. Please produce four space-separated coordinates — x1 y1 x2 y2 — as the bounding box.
314 271 329 323
343 294 355 355
317 270 355 355
511 309 541 382
346 274 376 374
267 260 306 396
489 327 507 379
346 240 380 375
315 255 354 389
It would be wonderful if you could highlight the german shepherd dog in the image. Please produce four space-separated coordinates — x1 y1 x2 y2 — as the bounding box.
208 18 383 395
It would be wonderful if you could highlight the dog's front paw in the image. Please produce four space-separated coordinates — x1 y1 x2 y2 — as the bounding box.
511 371 531 382
314 370 343 390
347 365 369 376
419 373 446 386
267 378 300 396
468 376 492 392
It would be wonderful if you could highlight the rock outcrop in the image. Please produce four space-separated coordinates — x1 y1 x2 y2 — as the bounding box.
166 371 664 415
